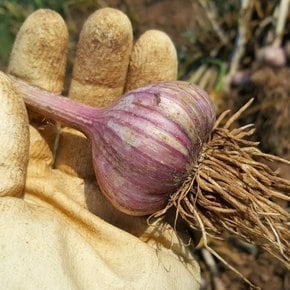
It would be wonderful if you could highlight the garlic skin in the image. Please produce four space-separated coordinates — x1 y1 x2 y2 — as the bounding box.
257 45 287 67
16 79 216 215
93 83 215 215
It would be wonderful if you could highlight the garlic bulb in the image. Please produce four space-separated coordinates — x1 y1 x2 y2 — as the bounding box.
16 80 215 215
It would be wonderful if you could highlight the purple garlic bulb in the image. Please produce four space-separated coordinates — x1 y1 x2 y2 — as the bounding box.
18 80 216 215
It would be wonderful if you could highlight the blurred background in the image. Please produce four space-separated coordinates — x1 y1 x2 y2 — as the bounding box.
0 0 289 289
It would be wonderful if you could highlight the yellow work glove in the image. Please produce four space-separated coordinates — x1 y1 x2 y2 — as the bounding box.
0 8 200 289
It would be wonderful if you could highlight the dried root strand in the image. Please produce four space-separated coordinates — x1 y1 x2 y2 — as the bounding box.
153 99 290 278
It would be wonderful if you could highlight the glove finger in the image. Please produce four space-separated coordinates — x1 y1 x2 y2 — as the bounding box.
55 8 133 178
69 7 133 106
8 9 68 93
7 9 68 163
0 72 29 197
125 30 178 91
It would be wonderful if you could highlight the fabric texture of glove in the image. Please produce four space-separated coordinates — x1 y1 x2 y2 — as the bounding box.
0 8 200 290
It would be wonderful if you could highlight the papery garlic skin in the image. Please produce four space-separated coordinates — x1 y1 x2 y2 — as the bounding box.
17 78 215 216
92 82 216 215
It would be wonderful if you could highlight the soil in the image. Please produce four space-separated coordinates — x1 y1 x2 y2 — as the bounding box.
221 252 290 290
232 66 290 180
201 238 290 290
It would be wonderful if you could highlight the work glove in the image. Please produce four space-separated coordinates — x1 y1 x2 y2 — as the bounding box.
0 8 200 289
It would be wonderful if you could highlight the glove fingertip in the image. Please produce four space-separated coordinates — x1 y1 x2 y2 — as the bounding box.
125 30 178 91
7 9 68 93
69 7 133 107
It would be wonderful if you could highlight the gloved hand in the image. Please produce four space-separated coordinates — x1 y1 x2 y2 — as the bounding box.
0 8 200 289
